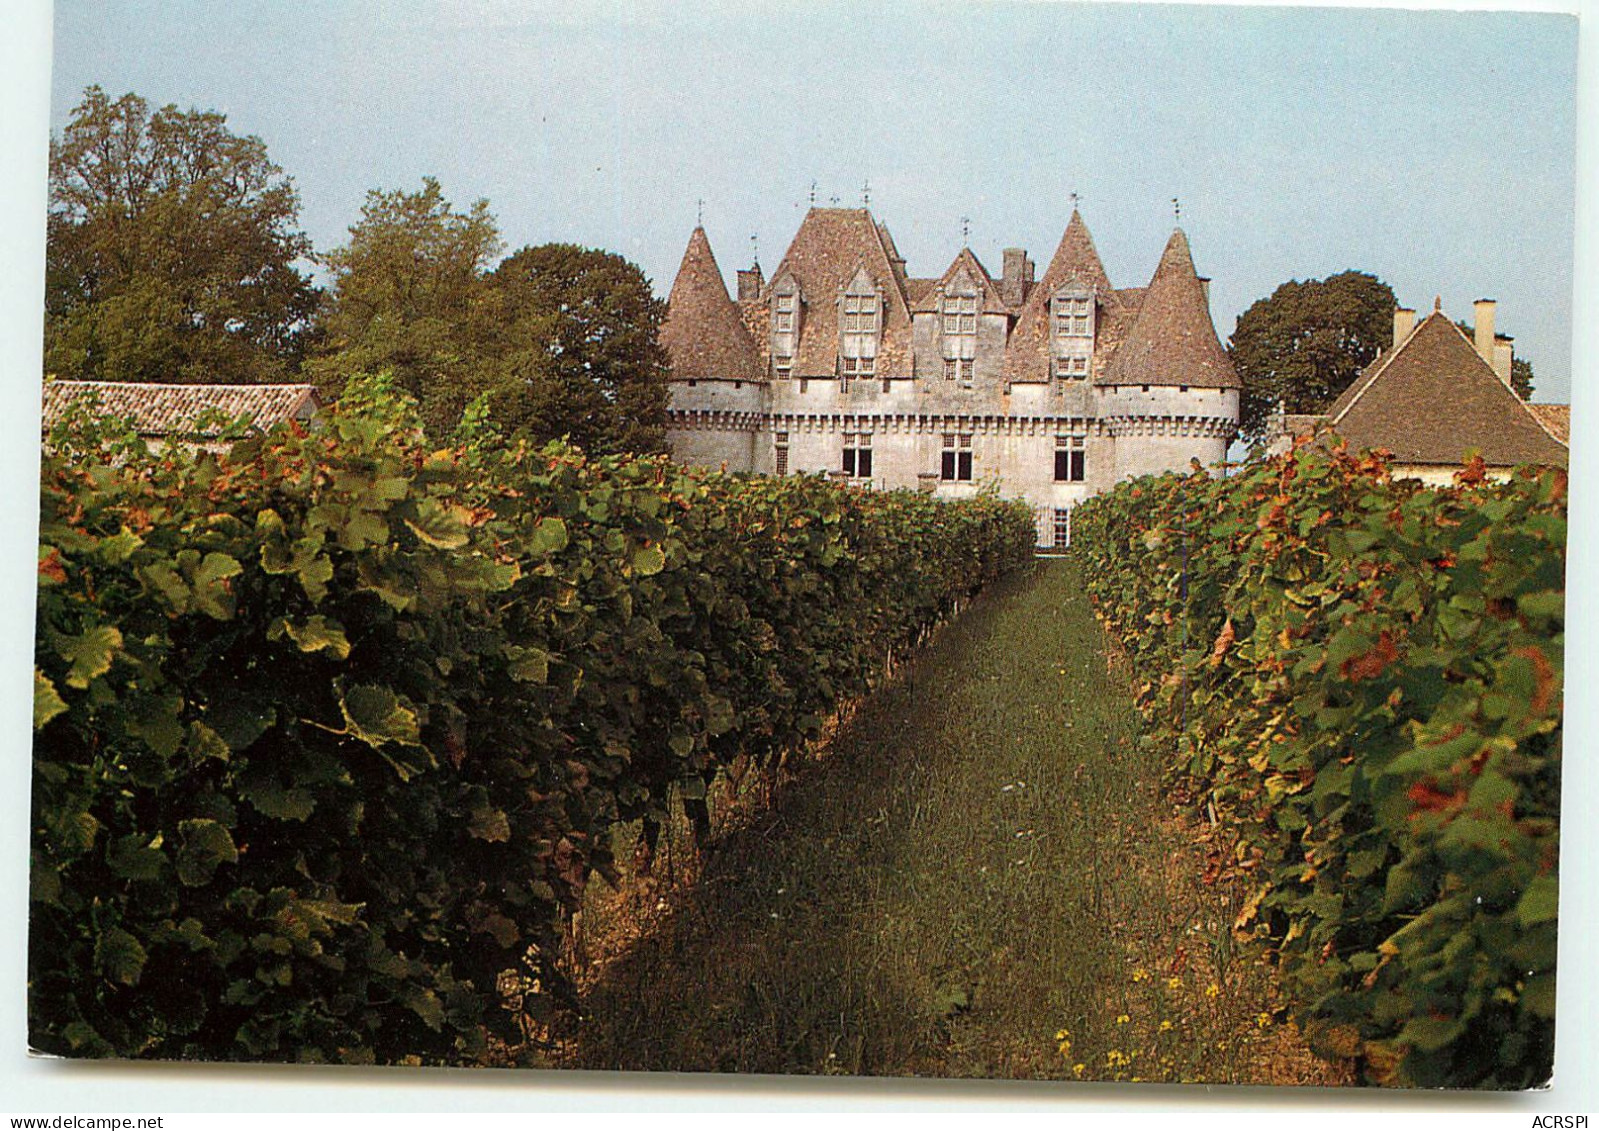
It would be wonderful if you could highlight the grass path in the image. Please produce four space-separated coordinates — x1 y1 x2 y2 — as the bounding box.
567 559 1345 1084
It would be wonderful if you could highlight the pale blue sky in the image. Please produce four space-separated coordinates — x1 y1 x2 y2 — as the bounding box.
48 0 1579 400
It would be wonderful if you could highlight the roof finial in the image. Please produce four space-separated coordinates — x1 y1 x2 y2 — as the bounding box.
809 180 817 206
961 215 971 245
1172 197 1181 223
1435 294 1442 312
1070 190 1080 211
750 232 759 267
696 198 704 227
862 178 871 208
829 194 840 206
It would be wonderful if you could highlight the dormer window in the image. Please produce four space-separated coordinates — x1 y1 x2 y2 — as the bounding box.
942 288 978 386
839 279 880 377
771 282 800 371
1052 290 1095 380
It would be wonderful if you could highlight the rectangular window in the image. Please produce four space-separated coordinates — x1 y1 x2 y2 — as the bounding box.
944 358 957 381
842 433 873 479
960 358 974 384
1054 435 1086 482
940 434 973 481
776 446 789 476
1053 507 1071 548
775 362 791 380
841 354 875 377
775 294 795 333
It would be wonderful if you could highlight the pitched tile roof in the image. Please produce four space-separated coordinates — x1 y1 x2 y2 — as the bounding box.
661 227 765 383
42 380 320 438
1004 210 1119 383
1526 403 1571 446
764 208 912 375
1326 312 1566 466
911 246 1009 315
1099 228 1239 389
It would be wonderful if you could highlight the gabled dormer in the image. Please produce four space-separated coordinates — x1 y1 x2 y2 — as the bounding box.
838 263 884 379
769 269 802 380
1050 283 1096 380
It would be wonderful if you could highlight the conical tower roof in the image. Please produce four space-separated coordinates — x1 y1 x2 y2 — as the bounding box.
1004 210 1118 382
1099 229 1238 388
660 227 764 383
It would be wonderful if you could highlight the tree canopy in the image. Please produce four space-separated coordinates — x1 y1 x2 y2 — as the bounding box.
45 86 319 385
309 181 670 453
479 244 670 456
306 177 503 430
1227 271 1396 444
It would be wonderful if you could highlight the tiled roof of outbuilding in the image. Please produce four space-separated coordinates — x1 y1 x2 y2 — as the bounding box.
661 227 765 383
42 380 320 437
1099 229 1239 389
1527 403 1571 445
1327 312 1566 466
1004 210 1119 383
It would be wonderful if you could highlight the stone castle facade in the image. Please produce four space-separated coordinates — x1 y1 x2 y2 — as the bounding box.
659 206 1240 547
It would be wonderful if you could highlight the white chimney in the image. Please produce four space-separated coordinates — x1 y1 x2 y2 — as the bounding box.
1393 307 1415 347
1493 339 1514 386
1473 299 1497 364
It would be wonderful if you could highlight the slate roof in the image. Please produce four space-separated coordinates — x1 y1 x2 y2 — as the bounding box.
1004 210 1120 383
911 246 1009 315
42 380 320 438
1326 312 1566 467
764 208 913 376
661 227 765 382
1100 229 1239 389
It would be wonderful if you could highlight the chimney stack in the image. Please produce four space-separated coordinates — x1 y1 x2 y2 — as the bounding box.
1473 299 1497 364
1393 307 1415 347
737 264 765 303
1199 276 1211 308
1001 248 1033 306
1493 338 1514 386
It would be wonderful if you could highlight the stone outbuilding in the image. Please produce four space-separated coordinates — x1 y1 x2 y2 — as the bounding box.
41 379 322 452
1270 301 1568 484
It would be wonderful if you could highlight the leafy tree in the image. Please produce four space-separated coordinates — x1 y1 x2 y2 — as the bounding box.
306 177 503 431
1228 271 1396 443
479 244 671 456
46 87 319 384
1455 321 1535 399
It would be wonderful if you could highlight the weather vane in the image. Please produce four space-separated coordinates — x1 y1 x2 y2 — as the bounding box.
829 194 840 206
961 215 971 244
750 233 759 265
1172 197 1181 222
696 198 704 227
809 180 817 206
1070 191 1080 210
863 179 871 207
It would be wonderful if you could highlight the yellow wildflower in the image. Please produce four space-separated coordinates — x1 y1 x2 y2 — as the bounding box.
1131 968 1150 983
1205 981 1220 998
1256 1012 1272 1029
1073 1063 1086 1078
1116 1013 1130 1025
1166 976 1182 990
1159 1019 1174 1032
